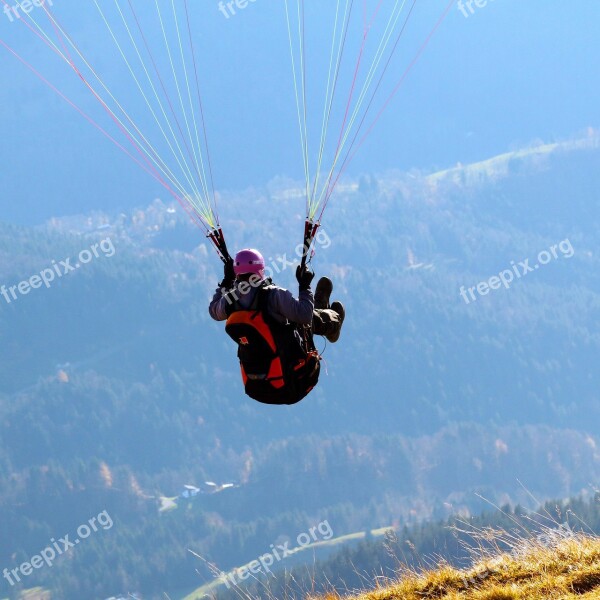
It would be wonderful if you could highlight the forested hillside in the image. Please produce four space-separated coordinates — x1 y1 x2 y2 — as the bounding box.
1 135 600 598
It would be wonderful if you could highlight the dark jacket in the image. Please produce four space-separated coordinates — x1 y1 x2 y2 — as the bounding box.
209 280 314 325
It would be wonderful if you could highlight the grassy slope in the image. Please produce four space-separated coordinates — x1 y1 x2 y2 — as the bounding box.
321 536 600 600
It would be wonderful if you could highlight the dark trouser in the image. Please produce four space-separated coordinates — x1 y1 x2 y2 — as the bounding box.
313 308 341 338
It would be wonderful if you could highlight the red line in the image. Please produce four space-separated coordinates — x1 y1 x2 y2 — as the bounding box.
127 0 205 198
7 0 185 209
331 24 367 165
0 0 58 52
349 0 455 165
2 35 216 243
331 0 384 183
184 0 218 220
367 0 385 31
39 2 207 231
309 0 355 211
1 0 206 231
300 0 309 213
323 0 418 205
321 0 455 219
0 38 151 174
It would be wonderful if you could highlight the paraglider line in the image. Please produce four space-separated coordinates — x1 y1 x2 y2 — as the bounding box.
184 0 219 224
320 0 455 220
43 3 209 232
124 0 207 207
0 39 146 174
97 0 208 216
323 0 417 208
310 0 353 216
13 0 200 209
316 0 408 213
0 37 206 233
169 0 215 218
329 0 384 192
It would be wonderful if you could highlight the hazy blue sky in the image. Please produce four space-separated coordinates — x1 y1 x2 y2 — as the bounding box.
1 1 598 224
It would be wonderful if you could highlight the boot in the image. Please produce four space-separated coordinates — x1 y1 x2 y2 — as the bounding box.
326 301 345 343
314 277 333 310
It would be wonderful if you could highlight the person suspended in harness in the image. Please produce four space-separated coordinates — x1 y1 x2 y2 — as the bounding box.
208 249 345 405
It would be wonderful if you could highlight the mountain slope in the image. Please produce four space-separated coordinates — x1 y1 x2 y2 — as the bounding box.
2 135 600 598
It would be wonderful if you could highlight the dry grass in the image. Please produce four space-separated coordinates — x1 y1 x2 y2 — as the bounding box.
313 535 600 600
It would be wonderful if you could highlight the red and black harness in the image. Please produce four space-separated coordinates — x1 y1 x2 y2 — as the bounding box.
224 282 320 405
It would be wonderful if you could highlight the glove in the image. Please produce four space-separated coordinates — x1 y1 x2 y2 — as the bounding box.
220 257 235 289
296 264 315 291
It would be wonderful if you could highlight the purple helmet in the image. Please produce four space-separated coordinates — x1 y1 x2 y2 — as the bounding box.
233 249 265 278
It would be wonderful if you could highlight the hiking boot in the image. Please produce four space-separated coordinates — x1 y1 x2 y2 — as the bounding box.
326 301 345 343
314 277 333 310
